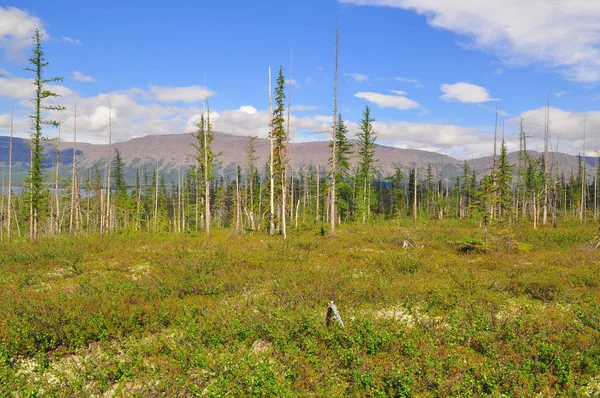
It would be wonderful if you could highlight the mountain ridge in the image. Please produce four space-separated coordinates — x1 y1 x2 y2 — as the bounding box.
0 132 596 185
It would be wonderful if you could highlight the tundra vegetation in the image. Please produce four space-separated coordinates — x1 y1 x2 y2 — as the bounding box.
0 221 599 396
1 25 600 398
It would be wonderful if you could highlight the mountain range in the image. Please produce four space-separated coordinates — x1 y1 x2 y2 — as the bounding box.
0 132 595 186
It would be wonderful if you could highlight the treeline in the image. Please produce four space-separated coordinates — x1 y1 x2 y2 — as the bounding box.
2 27 599 242
1 116 599 240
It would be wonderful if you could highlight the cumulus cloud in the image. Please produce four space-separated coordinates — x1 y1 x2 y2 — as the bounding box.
148 85 215 103
238 105 257 114
0 7 47 60
339 0 600 83
514 107 600 156
355 90 420 110
286 79 299 87
440 82 497 103
0 75 332 144
71 71 95 82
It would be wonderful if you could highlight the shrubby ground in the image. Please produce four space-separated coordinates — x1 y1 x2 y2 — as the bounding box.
0 220 599 396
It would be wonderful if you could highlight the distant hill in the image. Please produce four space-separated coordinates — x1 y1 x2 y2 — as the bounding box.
0 132 596 186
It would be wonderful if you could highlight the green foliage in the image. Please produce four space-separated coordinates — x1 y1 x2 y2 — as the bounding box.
24 28 65 239
356 105 378 222
0 222 598 395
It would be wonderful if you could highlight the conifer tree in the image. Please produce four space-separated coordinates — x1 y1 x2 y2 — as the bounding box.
356 105 378 223
329 114 352 220
271 66 288 237
112 148 127 197
25 28 65 239
496 139 515 220
191 104 219 238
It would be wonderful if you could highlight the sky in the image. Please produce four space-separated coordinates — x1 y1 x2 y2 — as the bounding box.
1 0 600 160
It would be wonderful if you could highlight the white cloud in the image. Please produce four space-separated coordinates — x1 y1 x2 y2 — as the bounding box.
0 74 332 144
1 71 598 160
286 79 299 87
0 69 10 77
347 73 369 83
316 66 324 71
514 107 600 156
395 76 421 87
440 82 497 103
554 91 567 98
0 7 47 60
493 67 504 75
238 105 257 115
304 77 314 85
355 90 420 110
62 36 81 45
339 0 600 83
72 71 95 82
149 85 215 103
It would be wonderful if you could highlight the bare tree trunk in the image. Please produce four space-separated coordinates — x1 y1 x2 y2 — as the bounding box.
70 103 78 235
316 163 320 222
581 120 587 224
269 67 275 236
413 168 417 223
29 143 35 239
330 22 339 237
154 163 159 232
205 102 211 238
7 95 14 242
54 113 62 235
235 161 241 234
105 100 112 234
543 96 550 225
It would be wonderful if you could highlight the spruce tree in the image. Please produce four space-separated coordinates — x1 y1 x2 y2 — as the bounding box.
329 114 353 219
25 28 65 239
112 148 127 196
191 106 220 238
271 66 288 237
356 105 378 223
496 139 515 220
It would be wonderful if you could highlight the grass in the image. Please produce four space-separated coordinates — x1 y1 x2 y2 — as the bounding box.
0 219 599 396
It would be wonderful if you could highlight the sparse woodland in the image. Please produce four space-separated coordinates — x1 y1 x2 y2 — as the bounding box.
1 31 600 241
0 27 600 397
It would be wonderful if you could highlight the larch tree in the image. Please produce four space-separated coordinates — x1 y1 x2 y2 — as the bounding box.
25 28 65 240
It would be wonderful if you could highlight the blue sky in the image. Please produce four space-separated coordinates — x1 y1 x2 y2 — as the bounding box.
1 0 600 159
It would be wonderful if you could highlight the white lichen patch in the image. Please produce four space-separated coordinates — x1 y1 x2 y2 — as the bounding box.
251 340 272 355
372 306 450 330
44 267 74 280
373 307 416 328
582 376 600 397
128 263 152 281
